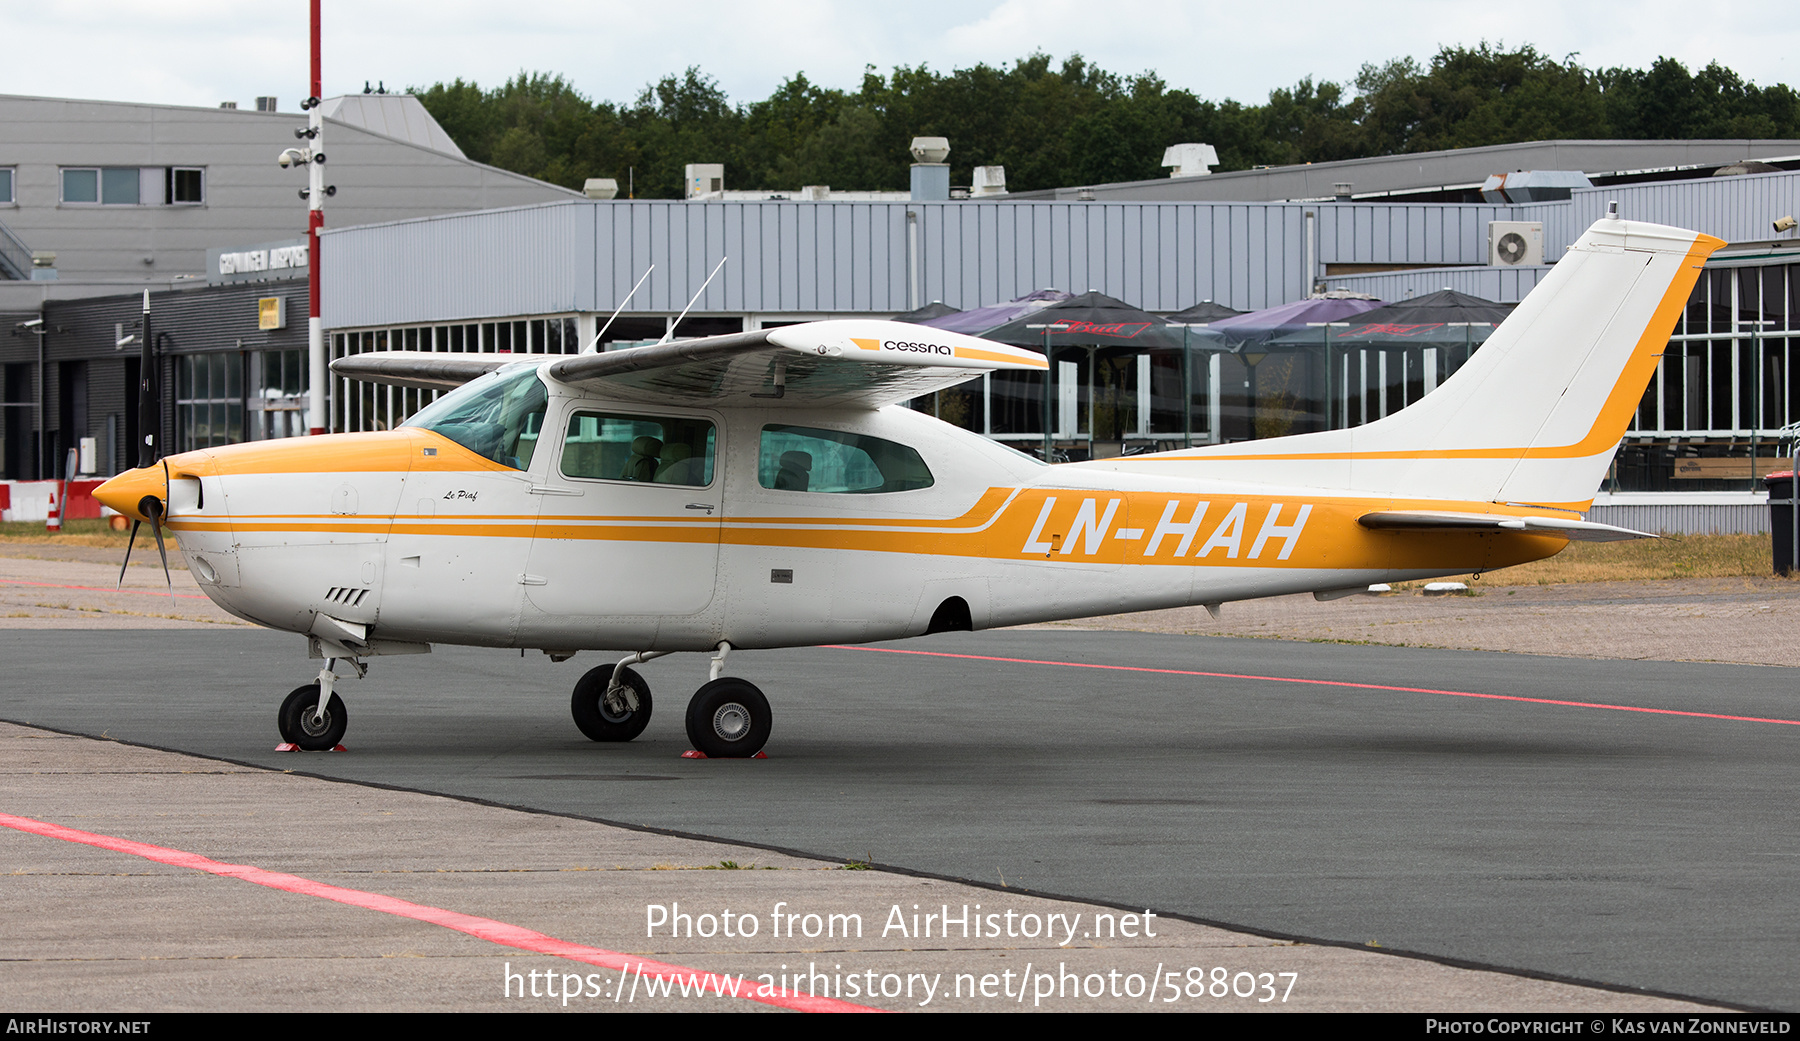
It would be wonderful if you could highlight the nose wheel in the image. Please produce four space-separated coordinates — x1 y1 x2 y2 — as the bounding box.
278 683 347 751
684 678 771 758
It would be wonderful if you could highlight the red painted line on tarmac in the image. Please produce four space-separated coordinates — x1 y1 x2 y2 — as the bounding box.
0 811 883 1013
0 579 207 601
828 645 1800 728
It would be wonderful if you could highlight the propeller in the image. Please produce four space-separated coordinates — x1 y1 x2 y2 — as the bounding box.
114 461 173 598
112 293 174 598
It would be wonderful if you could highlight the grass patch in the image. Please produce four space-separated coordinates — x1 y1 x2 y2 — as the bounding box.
1425 534 1783 587
0 519 132 545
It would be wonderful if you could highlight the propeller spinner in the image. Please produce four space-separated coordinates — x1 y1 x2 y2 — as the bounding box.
96 460 174 598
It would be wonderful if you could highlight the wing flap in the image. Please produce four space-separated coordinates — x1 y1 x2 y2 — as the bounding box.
1358 510 1656 542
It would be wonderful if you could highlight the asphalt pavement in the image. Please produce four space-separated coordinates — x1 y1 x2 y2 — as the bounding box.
4 626 1794 1009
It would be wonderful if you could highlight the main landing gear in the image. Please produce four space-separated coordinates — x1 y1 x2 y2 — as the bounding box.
567 642 772 758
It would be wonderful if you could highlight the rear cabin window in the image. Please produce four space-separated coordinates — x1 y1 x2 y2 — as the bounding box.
758 425 933 494
559 412 716 487
402 366 546 470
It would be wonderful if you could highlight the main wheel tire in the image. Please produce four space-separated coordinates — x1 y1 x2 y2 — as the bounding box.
684 678 771 759
571 665 653 742
278 684 347 751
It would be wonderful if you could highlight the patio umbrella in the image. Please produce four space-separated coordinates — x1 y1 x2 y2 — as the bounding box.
1269 289 1513 348
890 300 961 324
1166 300 1243 323
920 289 1070 336
1189 297 1387 353
977 291 1193 353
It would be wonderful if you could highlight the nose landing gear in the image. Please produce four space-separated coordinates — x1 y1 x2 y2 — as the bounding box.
276 657 361 751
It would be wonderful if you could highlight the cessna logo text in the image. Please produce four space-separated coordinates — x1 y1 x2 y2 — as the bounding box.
883 340 953 355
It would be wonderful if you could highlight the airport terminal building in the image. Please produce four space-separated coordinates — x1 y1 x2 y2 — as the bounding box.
4 95 1798 532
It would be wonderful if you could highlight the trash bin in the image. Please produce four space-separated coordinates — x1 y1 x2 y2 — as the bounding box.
1767 470 1796 576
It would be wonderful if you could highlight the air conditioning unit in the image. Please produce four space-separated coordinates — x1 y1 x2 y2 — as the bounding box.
1488 221 1544 266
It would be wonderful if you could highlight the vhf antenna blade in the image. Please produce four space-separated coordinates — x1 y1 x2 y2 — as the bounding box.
659 257 728 344
585 264 655 353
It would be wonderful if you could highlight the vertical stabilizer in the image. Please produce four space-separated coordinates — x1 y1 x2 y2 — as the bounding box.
1094 216 1723 509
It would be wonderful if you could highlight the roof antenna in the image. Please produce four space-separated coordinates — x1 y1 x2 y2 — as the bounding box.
659 256 728 344
585 264 655 353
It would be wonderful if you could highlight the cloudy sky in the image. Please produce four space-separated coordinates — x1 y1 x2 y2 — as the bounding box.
2 1 1795 113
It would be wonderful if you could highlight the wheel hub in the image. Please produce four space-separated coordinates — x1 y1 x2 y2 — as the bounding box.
712 703 750 741
300 708 333 738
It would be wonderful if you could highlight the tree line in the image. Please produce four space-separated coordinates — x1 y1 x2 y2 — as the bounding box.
411 44 1800 198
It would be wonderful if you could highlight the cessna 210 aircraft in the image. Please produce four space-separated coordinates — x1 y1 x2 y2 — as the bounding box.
94 212 1721 757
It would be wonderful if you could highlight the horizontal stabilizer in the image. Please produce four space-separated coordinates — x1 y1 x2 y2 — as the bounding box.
1358 510 1657 542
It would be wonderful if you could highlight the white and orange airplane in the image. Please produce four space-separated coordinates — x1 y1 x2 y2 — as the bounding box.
94 212 1721 756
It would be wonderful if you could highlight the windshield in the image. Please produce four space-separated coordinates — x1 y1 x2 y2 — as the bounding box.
402 366 547 470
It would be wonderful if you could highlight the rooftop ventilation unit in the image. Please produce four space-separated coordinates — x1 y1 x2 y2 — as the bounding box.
256 96 278 112
1480 170 1592 203
583 178 618 200
1161 143 1218 178
684 164 724 200
909 137 950 164
972 166 1006 196
1488 221 1544 266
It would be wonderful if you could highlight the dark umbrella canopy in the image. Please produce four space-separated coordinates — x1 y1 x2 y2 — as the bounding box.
1190 298 1387 353
921 289 1070 336
1353 289 1514 326
977 291 1193 352
1268 290 1513 347
1166 300 1243 323
890 301 961 324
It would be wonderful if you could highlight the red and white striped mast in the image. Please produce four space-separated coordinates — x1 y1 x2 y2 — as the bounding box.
304 0 327 435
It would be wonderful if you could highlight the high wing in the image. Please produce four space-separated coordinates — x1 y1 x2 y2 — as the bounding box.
1358 510 1656 542
330 319 1047 408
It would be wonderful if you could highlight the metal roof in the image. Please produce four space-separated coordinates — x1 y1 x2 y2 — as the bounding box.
1006 139 1800 203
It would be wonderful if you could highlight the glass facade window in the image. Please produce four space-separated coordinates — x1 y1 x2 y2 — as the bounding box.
170 167 204 204
251 348 308 441
176 353 243 452
61 168 98 204
1615 259 1800 491
61 166 201 205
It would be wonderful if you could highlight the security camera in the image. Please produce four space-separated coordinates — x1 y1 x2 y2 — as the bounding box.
19 318 43 329
278 148 309 168
1777 215 1799 234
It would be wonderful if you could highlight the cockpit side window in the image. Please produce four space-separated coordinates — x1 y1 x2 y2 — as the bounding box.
757 425 934 493
402 366 547 470
559 411 717 487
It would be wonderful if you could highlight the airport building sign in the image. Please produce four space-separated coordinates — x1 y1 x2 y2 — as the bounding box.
208 238 309 284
